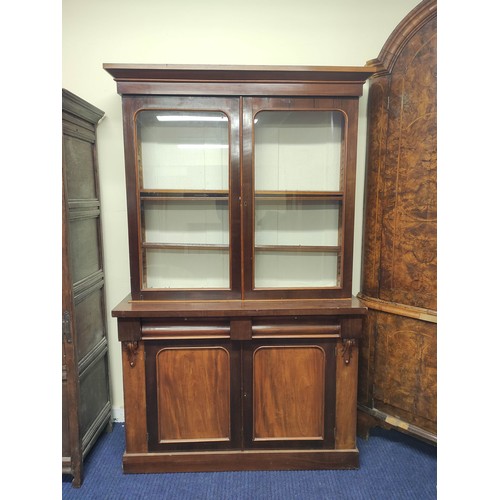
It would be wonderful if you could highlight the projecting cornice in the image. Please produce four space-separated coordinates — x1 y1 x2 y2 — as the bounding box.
366 0 437 77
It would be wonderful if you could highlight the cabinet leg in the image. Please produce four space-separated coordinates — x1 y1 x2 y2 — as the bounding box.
71 467 82 488
356 409 378 440
106 419 113 433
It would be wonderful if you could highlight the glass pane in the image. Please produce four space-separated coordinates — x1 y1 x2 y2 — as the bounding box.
137 110 229 190
145 248 229 289
255 251 339 288
253 110 344 290
255 199 340 247
254 111 344 192
136 110 231 290
143 199 229 246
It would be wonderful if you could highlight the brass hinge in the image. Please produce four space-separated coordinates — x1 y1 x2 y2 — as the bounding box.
62 311 72 343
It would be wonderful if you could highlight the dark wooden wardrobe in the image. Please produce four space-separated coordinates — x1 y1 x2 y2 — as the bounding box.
357 0 437 443
62 89 112 486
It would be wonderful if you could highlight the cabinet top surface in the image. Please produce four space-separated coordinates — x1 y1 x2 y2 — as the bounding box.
103 63 377 83
112 295 367 318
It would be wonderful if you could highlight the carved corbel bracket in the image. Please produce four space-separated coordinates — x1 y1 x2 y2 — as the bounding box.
125 341 139 367
341 339 357 365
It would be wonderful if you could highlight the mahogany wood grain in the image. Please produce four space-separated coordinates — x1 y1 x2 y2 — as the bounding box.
141 321 230 339
113 82 367 98
117 318 141 342
103 63 376 82
230 319 252 340
156 347 231 442
145 339 243 452
103 64 376 98
121 341 147 453
253 345 325 440
335 341 359 449
112 296 368 318
242 338 336 450
122 449 359 473
251 323 340 338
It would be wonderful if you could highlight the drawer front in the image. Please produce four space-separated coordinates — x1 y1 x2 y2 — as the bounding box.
251 317 341 339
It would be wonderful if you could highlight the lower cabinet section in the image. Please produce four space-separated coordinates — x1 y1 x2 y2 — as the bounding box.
114 299 365 472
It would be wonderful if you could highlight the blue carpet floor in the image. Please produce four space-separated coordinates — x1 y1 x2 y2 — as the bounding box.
62 423 436 499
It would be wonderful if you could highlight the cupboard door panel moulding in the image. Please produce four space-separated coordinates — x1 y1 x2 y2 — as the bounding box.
106 63 374 472
145 343 238 451
358 0 437 444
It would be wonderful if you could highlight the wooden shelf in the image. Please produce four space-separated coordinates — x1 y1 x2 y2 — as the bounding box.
255 191 343 201
255 245 341 253
143 242 229 251
141 189 228 201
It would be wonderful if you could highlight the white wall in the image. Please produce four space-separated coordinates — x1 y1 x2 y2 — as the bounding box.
62 0 421 416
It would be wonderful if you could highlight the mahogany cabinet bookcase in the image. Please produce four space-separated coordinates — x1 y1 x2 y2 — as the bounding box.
105 64 375 472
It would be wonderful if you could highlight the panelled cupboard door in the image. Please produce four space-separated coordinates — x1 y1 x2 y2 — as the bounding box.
144 338 339 452
144 340 242 451
243 340 336 449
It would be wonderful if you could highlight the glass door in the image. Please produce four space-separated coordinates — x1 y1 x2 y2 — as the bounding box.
243 98 355 299
130 97 241 299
